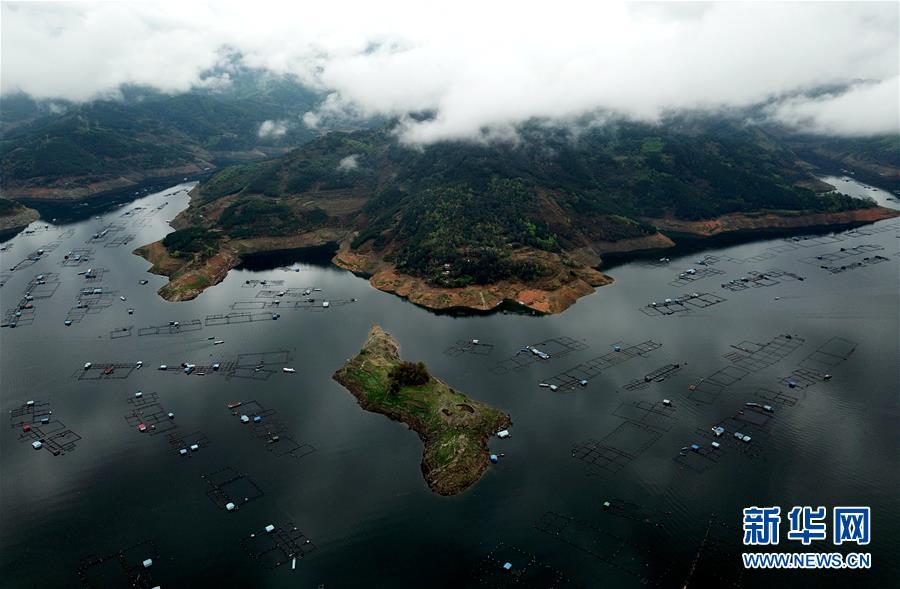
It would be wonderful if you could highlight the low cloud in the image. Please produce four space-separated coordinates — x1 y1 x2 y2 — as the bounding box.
2 1 897 141
336 154 360 172
257 119 289 138
768 78 900 137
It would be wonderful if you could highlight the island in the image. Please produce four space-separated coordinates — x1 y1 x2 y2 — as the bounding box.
134 121 900 313
333 326 512 495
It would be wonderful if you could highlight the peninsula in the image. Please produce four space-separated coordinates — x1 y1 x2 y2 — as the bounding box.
134 121 899 313
333 326 512 495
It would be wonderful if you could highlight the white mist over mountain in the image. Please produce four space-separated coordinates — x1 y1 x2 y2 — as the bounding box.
2 1 897 142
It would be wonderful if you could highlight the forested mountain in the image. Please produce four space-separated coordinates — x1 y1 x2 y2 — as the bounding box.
0 71 324 197
176 117 879 288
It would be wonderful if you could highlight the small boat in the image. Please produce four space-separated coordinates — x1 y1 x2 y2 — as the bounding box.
214 340 224 345
136 361 143 368
283 367 296 373
227 402 242 410
212 363 220 371
159 364 167 370
64 320 72 326
138 423 147 432
84 362 92 370
120 296 127 301
103 366 114 375
322 301 330 308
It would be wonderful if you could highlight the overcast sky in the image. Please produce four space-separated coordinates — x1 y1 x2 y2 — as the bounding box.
2 1 897 142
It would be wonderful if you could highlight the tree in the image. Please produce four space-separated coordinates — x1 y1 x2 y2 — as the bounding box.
388 361 430 394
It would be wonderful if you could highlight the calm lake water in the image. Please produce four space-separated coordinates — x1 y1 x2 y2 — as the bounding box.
1 178 898 588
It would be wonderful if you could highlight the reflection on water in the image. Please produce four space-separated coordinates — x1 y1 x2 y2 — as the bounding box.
1 179 898 588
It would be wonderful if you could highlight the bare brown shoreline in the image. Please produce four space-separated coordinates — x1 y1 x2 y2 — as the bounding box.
134 205 900 314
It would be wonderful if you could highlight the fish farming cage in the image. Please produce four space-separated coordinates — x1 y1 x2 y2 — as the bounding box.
205 310 284 325
754 387 799 408
26 272 62 297
76 363 137 381
797 337 857 372
779 367 828 389
124 401 178 436
672 437 725 473
76 539 160 589
490 337 589 375
679 518 747 588
597 499 677 532
227 401 316 459
233 350 292 369
60 248 94 266
639 299 690 317
723 334 806 373
86 223 126 243
784 232 848 248
241 279 285 288
719 268 805 292
543 340 663 391
241 523 316 570
533 512 679 587
686 380 725 405
667 267 725 287
83 268 107 281
73 292 118 313
1 307 36 328
255 287 306 298
639 292 726 316
9 255 39 271
19 420 81 456
138 319 203 336
126 391 160 407
228 400 277 423
611 401 678 432
9 401 53 427
799 243 885 265
167 431 210 457
443 340 495 358
820 254 892 274
203 467 265 510
230 301 277 310
105 234 136 247
682 292 727 308
622 363 683 392
571 422 662 476
110 326 133 339
466 542 578 589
